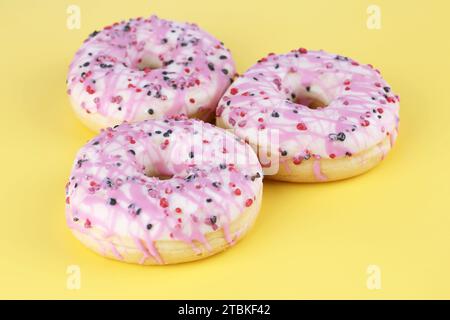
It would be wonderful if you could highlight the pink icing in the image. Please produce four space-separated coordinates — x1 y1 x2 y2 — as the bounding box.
217 49 400 180
67 15 236 127
65 117 263 264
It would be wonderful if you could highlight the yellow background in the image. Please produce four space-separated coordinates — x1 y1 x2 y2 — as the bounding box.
1 0 449 299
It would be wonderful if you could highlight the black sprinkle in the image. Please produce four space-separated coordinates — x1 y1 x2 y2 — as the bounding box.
222 69 229 75
207 62 215 71
383 86 391 93
219 163 227 169
189 151 194 158
109 198 117 206
206 198 212 203
164 59 174 66
147 108 154 115
83 62 90 67
209 216 217 224
280 150 288 156
219 55 227 60
337 132 346 141
306 86 311 92
271 111 280 118
89 30 99 38
128 149 136 155
146 223 153 230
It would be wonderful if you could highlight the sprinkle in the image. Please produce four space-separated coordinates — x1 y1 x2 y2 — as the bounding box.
160 198 169 208
245 199 253 207
175 208 182 214
299 48 308 54
361 119 370 127
297 122 308 131
234 188 241 196
146 224 153 230
108 198 117 205
189 98 195 104
84 219 92 228
209 216 217 224
230 88 238 95
86 85 95 94
337 132 346 141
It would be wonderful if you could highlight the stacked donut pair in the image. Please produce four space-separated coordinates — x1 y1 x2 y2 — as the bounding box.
65 16 399 264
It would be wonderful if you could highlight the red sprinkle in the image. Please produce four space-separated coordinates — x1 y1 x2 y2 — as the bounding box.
329 153 336 159
299 48 308 54
297 122 308 131
160 198 169 208
86 85 95 95
361 119 370 127
189 98 196 104
84 219 92 228
245 199 253 207
230 88 239 95
175 208 182 214
234 188 242 196
377 108 384 114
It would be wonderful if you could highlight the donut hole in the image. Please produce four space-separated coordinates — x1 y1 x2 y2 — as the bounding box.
136 55 164 71
144 167 174 181
291 88 328 110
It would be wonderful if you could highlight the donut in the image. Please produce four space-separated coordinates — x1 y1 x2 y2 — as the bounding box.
65 117 263 265
216 49 400 182
67 15 236 131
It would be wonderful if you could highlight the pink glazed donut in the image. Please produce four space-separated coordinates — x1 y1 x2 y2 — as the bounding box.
65 117 263 264
216 49 400 182
67 15 236 131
